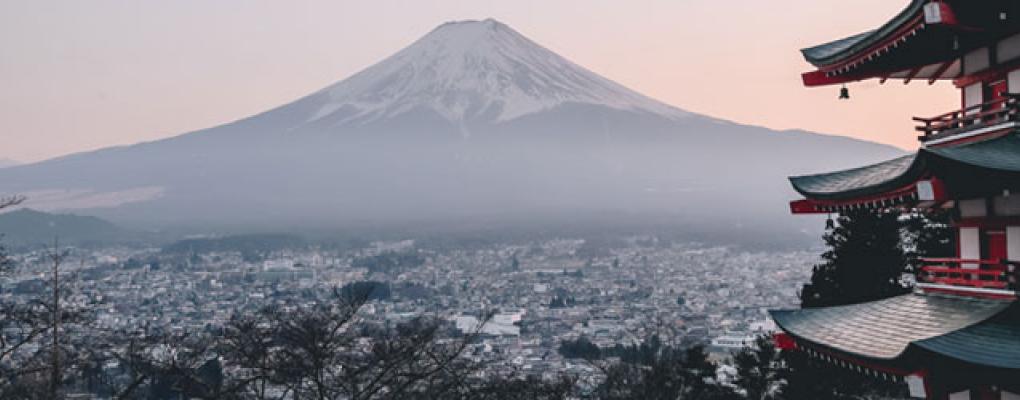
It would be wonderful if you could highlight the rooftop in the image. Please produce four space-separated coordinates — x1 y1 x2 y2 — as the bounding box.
790 130 1020 203
770 293 1012 362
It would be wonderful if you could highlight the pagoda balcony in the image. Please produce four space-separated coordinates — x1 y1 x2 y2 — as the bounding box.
914 94 1020 143
917 258 1019 297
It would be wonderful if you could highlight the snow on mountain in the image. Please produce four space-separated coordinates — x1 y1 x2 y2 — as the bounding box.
0 19 906 245
304 19 690 128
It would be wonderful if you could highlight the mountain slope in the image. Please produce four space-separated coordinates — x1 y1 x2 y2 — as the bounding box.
0 19 903 245
0 209 130 246
303 19 689 128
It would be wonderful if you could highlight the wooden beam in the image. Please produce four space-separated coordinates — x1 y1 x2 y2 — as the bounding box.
953 57 1020 88
928 60 955 85
802 70 874 87
903 67 923 84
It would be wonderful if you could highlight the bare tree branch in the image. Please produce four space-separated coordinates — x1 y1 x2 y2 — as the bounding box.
0 195 24 211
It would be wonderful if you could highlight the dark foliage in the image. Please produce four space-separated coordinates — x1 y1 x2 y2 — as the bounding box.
339 280 392 301
351 251 426 274
778 348 909 400
903 209 956 270
722 336 911 400
594 343 737 400
800 210 909 308
558 336 601 360
461 375 576 400
730 336 783 400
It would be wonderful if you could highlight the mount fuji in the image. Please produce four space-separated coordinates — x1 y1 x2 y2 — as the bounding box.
0 19 902 243
303 19 689 128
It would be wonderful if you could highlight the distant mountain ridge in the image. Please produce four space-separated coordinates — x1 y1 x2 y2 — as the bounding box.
0 209 129 246
0 19 903 246
0 159 20 169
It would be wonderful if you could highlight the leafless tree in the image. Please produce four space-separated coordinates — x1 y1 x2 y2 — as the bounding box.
0 195 97 399
457 375 576 400
0 195 24 276
100 285 495 400
0 195 24 211
216 287 491 400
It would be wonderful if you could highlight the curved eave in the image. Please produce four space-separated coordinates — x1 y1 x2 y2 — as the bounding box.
789 154 923 201
924 132 1020 172
801 0 926 67
910 303 1020 370
790 132 1020 203
769 293 1010 362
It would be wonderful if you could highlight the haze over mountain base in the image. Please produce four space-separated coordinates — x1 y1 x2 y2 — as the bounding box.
0 19 902 246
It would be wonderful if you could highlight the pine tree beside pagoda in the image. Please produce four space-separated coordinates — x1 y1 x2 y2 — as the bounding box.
903 209 956 270
800 210 909 308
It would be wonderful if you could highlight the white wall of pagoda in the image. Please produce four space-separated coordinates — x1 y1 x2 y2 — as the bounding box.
959 227 981 269
964 83 983 114
948 390 970 400
1008 226 1020 263
964 48 991 75
1001 33 1020 64
993 195 1020 216
1009 69 1020 94
955 196 1020 263
959 199 987 218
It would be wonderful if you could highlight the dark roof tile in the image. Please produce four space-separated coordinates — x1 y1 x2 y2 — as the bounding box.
801 0 925 66
790 132 1020 200
913 303 1020 369
770 293 1010 360
789 154 919 199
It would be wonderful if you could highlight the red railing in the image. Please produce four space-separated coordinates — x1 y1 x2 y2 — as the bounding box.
918 258 1018 291
913 94 1020 141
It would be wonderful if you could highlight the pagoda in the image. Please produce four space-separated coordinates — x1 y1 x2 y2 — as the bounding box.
770 1 1020 399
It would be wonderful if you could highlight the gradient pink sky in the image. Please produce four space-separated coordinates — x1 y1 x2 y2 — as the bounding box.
1 0 960 163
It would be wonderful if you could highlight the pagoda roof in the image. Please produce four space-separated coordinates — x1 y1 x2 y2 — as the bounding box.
925 132 1020 171
913 302 1020 369
798 1 1020 86
790 132 1020 202
770 293 1011 361
790 154 920 201
801 0 925 67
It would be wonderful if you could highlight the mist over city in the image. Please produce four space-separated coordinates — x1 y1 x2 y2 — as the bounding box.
2 1 1018 399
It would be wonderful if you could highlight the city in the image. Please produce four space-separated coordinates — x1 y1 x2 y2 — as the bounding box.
2 235 810 379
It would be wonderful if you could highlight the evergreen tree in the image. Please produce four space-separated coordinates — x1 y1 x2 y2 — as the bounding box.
778 348 909 399
730 336 783 400
595 342 737 400
903 209 956 271
800 209 909 308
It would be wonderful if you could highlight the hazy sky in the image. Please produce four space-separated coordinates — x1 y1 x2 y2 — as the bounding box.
1 0 959 163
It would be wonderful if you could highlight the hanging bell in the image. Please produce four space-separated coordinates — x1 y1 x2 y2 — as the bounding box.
825 214 835 230
839 85 850 100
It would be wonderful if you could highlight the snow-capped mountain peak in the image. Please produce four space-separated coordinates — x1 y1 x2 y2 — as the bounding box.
305 19 690 127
